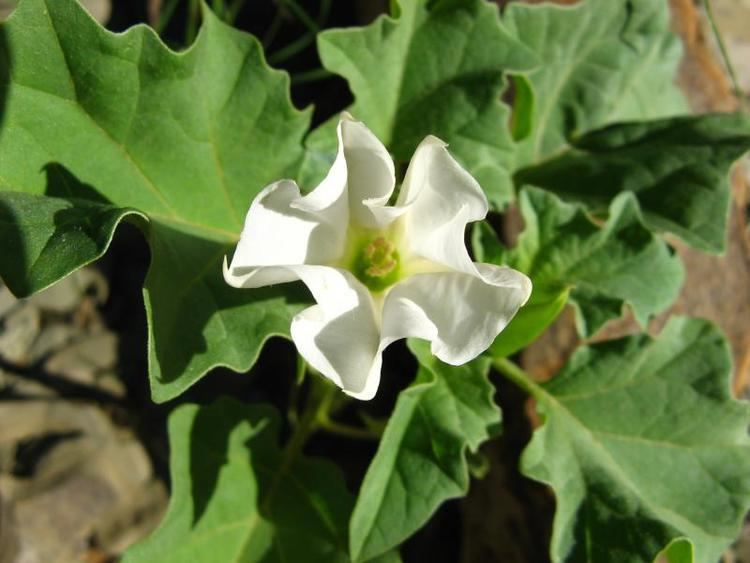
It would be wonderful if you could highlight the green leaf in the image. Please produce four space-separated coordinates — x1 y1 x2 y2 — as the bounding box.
349 340 499 562
485 187 683 348
660 539 694 563
0 190 143 295
513 318 750 562
124 399 352 563
0 0 311 400
504 0 687 166
515 113 750 253
310 0 538 207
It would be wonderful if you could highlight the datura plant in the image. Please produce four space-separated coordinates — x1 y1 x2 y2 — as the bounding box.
224 114 532 400
1 0 750 562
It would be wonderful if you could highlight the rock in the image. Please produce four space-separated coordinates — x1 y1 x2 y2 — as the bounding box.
0 0 111 23
0 305 41 366
30 270 107 316
0 401 166 563
0 286 16 321
44 332 124 398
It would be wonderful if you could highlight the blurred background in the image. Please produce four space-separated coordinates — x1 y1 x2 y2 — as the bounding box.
0 1 749 562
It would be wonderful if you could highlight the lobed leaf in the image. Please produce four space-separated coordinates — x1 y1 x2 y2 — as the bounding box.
515 113 750 253
516 318 750 562
482 187 684 353
0 0 311 401
124 399 352 563
0 190 143 295
504 0 688 167
307 0 538 207
349 340 499 562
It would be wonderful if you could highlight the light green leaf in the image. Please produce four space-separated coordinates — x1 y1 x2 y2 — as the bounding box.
349 340 499 562
0 0 311 401
660 538 694 563
485 187 684 348
504 0 687 166
124 399 351 563
512 318 750 563
309 0 538 207
515 113 750 253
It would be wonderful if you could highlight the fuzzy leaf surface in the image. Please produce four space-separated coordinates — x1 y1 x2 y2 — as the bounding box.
480 187 684 352
504 0 687 167
349 340 499 562
124 399 351 562
515 114 750 253
517 318 750 562
307 0 537 207
0 0 310 400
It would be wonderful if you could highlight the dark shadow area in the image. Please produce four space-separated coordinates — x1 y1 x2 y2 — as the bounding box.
43 163 112 205
459 369 554 563
147 221 310 388
0 355 127 406
0 163 119 296
186 399 258 525
0 193 29 295
11 430 83 478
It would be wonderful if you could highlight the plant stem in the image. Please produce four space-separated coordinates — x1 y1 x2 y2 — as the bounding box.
262 10 284 48
282 375 337 462
185 0 200 45
318 417 380 440
154 0 181 34
491 357 545 398
702 0 747 110
268 31 315 65
261 376 336 513
226 0 247 24
212 0 225 19
287 355 308 427
290 67 334 85
280 0 319 33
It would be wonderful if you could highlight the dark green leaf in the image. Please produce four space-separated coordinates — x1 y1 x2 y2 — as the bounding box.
0 0 311 400
0 191 142 295
515 113 750 253
349 340 499 562
486 187 683 349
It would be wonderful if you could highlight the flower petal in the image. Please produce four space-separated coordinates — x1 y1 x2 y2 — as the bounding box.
224 174 347 288
339 115 397 230
290 266 384 400
399 136 488 275
382 265 532 365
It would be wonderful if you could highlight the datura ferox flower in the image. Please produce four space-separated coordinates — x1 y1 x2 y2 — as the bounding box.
224 115 532 400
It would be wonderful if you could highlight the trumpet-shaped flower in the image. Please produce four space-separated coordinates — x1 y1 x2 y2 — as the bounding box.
224 115 532 400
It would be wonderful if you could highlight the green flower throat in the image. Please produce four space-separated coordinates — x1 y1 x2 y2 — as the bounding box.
351 235 401 292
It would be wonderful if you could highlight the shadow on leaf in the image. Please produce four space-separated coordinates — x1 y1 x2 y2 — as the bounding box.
145 221 311 397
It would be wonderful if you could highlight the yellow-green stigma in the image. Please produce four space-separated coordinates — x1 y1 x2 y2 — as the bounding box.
352 236 401 292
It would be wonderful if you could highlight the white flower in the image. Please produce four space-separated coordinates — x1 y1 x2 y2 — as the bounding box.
224 114 532 400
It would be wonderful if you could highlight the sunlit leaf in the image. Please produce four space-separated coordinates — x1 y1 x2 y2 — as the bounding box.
504 0 687 166
515 114 750 253
124 400 351 563
306 0 538 207
0 0 310 401
516 318 750 562
349 340 499 562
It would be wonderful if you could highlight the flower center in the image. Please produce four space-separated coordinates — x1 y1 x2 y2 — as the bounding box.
352 236 401 292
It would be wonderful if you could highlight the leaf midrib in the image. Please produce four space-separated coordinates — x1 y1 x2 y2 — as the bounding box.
532 380 733 547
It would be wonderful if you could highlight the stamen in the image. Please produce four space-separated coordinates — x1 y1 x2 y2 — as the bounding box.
352 235 401 292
